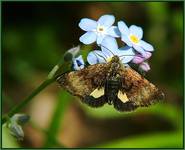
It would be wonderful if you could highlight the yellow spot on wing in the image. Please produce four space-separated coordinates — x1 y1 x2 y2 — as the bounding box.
118 91 129 103
90 88 104 98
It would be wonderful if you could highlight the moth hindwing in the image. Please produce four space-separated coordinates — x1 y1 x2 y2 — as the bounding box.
57 56 164 112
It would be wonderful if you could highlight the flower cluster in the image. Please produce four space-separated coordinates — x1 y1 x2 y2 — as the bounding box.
73 14 154 72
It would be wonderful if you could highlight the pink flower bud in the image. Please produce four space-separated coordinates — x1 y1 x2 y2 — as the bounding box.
144 52 152 60
132 55 145 64
139 62 150 72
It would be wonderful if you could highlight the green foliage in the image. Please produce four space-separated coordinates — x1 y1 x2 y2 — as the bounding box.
2 126 19 148
2 2 183 148
96 131 183 148
43 91 72 147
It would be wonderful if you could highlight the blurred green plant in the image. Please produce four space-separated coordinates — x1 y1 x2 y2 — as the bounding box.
2 46 78 125
2 126 20 148
43 91 72 147
2 2 183 148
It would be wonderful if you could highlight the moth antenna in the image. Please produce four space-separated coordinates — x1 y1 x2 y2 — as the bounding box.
119 54 136 61
94 51 107 62
100 45 115 56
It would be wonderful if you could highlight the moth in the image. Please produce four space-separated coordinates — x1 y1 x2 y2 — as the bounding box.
57 55 164 112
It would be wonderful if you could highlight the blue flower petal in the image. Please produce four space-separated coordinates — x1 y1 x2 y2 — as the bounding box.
118 21 129 35
97 35 105 45
87 51 106 65
133 44 146 56
87 51 98 65
139 40 154 51
101 37 118 56
73 55 85 70
121 35 132 47
101 46 113 58
129 25 143 40
119 46 135 64
79 18 97 31
107 26 120 37
93 50 107 63
79 31 97 44
98 14 115 28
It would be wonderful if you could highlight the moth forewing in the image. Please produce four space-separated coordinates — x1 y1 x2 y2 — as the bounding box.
57 63 109 99
90 88 105 98
57 55 164 112
117 91 129 103
119 66 164 107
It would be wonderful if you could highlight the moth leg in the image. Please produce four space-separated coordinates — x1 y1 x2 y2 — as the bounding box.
113 98 138 112
82 96 106 108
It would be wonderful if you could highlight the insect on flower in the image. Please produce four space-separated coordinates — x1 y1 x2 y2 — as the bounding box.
56 14 164 112
57 47 164 112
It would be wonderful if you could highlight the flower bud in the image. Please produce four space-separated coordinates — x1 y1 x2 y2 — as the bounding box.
11 114 30 125
72 55 85 70
6 114 30 140
64 46 80 62
8 123 24 141
139 62 150 72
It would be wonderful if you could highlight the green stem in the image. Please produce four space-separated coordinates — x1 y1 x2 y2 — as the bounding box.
2 78 55 125
2 59 65 125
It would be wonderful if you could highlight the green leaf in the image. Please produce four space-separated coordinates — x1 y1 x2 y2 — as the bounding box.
95 131 183 148
2 126 19 148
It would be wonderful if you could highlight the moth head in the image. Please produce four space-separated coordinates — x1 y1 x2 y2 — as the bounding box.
111 55 120 63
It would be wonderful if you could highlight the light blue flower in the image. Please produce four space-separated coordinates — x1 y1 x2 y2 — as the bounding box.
87 37 135 65
118 21 154 56
72 55 85 70
79 14 120 45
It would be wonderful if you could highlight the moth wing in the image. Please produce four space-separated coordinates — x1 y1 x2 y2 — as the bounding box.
113 90 138 112
56 63 109 99
119 66 164 108
117 91 129 103
82 87 107 108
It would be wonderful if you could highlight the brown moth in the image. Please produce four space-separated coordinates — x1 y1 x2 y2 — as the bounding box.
57 55 164 112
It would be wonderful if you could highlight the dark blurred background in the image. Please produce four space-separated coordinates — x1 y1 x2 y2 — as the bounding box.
2 2 183 148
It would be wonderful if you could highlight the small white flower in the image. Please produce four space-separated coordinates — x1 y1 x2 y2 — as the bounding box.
79 14 120 45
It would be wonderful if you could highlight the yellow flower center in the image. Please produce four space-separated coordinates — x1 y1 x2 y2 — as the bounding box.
130 35 139 43
106 57 113 62
98 27 104 32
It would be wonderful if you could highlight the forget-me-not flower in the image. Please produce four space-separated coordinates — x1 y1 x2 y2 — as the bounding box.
118 21 154 57
87 37 135 65
72 55 85 70
79 14 120 45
